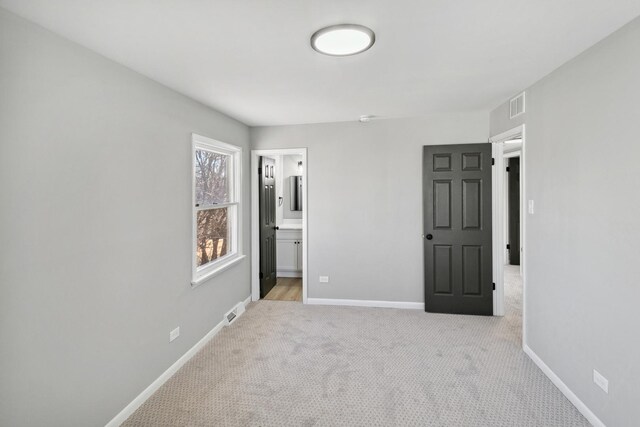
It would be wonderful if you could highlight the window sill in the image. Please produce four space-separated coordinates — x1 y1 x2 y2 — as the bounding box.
191 254 246 288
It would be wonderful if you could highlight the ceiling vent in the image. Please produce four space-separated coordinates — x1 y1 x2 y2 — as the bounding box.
509 92 526 119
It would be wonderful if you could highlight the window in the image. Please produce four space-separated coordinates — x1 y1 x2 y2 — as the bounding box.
192 134 244 285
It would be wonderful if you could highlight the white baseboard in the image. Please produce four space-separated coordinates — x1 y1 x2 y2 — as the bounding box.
523 344 605 427
243 295 251 307
105 296 252 427
277 271 302 278
307 298 422 310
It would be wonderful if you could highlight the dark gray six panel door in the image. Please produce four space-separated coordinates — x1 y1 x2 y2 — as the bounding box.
423 144 493 315
508 157 520 265
259 157 277 298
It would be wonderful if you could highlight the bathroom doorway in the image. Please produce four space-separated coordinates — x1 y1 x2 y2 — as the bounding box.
251 148 307 303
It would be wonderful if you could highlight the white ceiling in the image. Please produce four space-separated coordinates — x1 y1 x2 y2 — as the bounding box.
2 0 639 126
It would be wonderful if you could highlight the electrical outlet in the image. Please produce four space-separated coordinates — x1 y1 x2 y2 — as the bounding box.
528 199 535 214
169 327 180 342
593 369 608 393
319 276 329 283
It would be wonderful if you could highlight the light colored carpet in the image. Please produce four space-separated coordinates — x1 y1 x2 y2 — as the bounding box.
123 268 588 426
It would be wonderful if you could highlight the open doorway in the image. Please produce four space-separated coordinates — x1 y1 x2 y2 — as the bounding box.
491 125 526 346
251 149 308 303
503 138 523 341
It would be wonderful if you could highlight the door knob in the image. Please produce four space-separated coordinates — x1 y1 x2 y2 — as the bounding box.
425 234 433 240
273 226 279 230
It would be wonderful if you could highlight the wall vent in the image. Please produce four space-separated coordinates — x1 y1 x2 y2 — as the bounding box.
224 301 246 326
509 92 526 119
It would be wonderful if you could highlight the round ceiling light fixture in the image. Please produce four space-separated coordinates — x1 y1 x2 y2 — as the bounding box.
311 24 375 56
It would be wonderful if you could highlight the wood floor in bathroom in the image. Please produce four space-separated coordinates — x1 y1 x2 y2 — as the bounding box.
264 277 302 302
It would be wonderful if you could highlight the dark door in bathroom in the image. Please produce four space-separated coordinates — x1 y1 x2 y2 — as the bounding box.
259 157 277 298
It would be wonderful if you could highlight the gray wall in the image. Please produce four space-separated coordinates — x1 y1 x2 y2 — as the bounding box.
252 113 488 302
490 16 640 427
0 9 251 427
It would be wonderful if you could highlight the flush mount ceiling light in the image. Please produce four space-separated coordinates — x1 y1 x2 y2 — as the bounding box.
311 24 375 56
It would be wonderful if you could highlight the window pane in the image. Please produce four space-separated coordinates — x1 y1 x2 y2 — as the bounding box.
196 207 230 267
195 149 230 205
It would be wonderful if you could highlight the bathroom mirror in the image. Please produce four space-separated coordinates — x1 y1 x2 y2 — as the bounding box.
289 175 303 211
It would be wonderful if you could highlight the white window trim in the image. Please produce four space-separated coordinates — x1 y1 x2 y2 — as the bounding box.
191 133 245 287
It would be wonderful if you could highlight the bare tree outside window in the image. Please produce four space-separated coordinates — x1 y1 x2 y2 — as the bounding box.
196 208 229 266
195 150 229 205
195 149 232 267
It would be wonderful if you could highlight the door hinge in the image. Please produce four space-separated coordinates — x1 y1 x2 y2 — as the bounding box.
506 166 510 172
492 158 495 166
492 282 496 290
506 244 510 250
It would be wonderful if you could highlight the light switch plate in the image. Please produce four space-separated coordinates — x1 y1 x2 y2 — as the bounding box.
528 199 535 214
319 276 329 283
